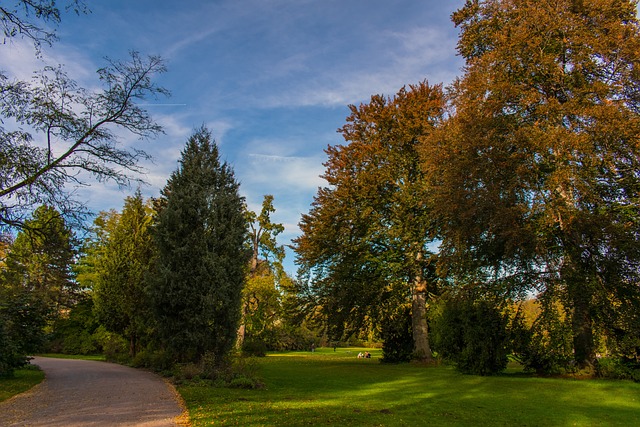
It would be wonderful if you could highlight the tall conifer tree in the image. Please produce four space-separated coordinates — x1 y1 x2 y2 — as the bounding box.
150 126 247 364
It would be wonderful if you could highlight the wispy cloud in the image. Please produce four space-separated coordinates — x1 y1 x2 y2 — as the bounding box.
261 25 461 108
0 38 95 81
242 153 325 193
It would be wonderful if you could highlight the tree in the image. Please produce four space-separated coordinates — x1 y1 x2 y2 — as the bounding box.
0 205 76 375
1 0 88 53
92 190 154 357
1 2 167 232
0 51 168 231
3 205 78 312
150 126 247 365
295 82 444 361
247 195 285 275
422 0 640 368
238 195 285 348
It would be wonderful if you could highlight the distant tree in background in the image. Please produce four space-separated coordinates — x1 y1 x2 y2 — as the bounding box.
238 195 285 351
92 190 154 357
150 126 247 365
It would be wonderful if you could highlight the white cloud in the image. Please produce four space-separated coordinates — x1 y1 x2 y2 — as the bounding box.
251 25 461 109
243 153 325 194
0 38 95 83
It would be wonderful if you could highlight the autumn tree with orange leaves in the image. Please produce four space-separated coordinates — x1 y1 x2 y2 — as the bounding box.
422 0 640 369
295 81 444 362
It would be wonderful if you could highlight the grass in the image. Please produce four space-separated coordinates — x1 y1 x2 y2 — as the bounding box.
36 353 106 361
0 365 45 403
178 347 640 426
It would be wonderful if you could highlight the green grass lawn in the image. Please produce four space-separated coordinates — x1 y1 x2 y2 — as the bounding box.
36 353 106 361
179 347 640 426
0 366 45 403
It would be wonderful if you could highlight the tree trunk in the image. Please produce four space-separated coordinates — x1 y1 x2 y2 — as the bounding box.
236 302 247 349
412 274 433 362
571 284 594 368
129 332 137 358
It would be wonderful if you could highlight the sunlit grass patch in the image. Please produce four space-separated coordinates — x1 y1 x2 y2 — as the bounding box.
37 353 106 361
178 348 640 426
0 365 45 403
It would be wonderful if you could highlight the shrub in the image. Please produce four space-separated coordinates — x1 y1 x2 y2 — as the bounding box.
131 348 174 373
431 293 510 375
596 357 640 382
242 339 267 357
517 303 575 375
229 375 262 389
0 315 28 377
0 291 47 377
178 352 265 389
92 326 127 362
229 356 264 389
254 324 318 351
380 307 414 363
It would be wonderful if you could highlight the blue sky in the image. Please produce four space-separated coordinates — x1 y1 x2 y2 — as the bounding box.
2 0 466 272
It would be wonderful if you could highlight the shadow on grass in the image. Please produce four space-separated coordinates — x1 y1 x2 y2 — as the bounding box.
180 349 640 426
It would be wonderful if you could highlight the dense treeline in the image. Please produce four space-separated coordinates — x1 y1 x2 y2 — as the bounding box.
1 127 311 379
295 0 640 377
2 0 640 382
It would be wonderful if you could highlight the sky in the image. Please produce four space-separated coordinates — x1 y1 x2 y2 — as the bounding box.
1 0 466 273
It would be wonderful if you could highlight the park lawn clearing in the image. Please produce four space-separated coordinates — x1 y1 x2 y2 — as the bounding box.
0 366 44 403
178 347 640 426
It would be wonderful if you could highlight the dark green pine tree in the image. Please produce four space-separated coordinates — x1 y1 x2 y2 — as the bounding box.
150 126 247 364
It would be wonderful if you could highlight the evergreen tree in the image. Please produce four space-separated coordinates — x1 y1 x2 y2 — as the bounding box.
92 190 154 357
3 205 78 315
150 126 247 364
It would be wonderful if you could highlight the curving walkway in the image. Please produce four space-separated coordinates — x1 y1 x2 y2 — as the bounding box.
0 357 186 426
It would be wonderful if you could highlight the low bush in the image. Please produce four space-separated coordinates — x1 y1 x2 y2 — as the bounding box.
173 352 264 389
380 306 413 364
92 326 128 362
131 348 174 373
516 303 575 375
596 357 640 382
241 339 267 357
431 293 510 375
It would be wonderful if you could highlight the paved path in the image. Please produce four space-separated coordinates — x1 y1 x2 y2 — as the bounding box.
0 357 187 426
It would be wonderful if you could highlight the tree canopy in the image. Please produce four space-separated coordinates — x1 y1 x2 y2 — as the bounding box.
421 0 640 367
0 52 168 231
92 190 154 357
295 81 444 361
0 0 88 52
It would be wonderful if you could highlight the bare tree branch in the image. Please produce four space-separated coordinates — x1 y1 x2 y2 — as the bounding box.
0 51 169 232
